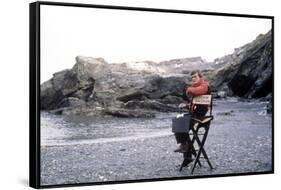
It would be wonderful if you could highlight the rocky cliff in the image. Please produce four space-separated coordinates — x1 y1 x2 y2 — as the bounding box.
212 30 272 100
41 30 272 117
41 56 192 117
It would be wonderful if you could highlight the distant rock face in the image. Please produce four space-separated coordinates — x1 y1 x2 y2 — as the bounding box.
40 30 273 117
41 56 189 116
212 30 272 99
228 34 272 98
113 56 213 76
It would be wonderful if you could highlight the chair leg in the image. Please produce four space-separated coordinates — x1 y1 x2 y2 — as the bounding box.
200 146 213 169
179 150 197 171
190 128 202 167
179 126 201 171
200 125 213 169
178 122 213 172
190 124 212 174
179 158 190 171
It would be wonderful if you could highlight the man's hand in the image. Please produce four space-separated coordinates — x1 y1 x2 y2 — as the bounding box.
178 103 187 109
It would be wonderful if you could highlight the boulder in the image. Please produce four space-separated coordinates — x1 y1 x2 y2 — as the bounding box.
40 68 95 110
217 91 227 99
40 80 63 110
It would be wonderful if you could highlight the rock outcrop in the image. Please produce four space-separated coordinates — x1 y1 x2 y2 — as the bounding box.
211 30 272 99
41 68 95 110
41 56 190 117
41 30 273 117
228 33 272 98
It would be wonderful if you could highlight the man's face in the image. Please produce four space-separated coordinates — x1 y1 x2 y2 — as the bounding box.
191 73 201 83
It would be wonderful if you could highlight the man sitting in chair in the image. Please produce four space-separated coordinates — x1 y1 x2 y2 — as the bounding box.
174 70 210 158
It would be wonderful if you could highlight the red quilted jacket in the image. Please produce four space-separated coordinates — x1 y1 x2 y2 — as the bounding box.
186 79 209 96
186 79 210 117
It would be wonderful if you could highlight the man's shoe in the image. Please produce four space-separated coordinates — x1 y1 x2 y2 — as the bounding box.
174 145 183 152
179 144 190 153
174 144 189 153
184 158 193 166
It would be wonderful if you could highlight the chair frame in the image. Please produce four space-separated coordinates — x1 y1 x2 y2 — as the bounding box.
179 95 214 174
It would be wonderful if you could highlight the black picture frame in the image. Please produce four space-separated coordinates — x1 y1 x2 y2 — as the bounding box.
30 1 274 189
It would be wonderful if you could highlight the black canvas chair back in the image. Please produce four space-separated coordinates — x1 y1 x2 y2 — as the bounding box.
179 94 214 173
191 94 213 117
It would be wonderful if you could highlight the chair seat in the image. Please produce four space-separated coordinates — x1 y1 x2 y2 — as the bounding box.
192 116 213 124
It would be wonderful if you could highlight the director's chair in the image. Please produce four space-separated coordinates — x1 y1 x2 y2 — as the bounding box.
179 95 214 174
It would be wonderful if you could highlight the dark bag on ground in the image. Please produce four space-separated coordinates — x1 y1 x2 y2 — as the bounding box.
172 113 191 133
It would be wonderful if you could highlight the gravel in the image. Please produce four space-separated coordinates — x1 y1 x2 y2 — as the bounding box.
40 99 272 186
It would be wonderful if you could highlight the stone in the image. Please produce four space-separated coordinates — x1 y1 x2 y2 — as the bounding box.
103 108 155 118
217 91 227 98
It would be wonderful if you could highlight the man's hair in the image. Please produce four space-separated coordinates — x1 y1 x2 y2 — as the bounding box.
191 70 202 78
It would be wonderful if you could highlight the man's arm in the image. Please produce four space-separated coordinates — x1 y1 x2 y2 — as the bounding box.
186 83 208 96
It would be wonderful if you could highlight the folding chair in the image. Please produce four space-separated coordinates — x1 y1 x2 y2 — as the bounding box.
179 95 214 174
